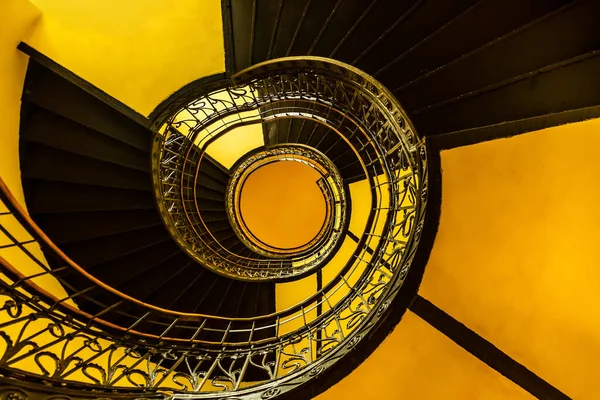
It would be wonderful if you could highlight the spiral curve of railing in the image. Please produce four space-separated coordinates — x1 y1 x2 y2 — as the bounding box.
0 57 428 399
224 144 346 260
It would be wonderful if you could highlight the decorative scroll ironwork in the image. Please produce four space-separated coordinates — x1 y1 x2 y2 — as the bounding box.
154 134 346 281
1 56 428 399
152 57 425 285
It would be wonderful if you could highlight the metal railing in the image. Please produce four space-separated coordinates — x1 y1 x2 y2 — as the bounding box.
225 144 345 259
0 57 427 399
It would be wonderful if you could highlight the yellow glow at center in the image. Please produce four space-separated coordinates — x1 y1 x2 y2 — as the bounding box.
240 161 326 249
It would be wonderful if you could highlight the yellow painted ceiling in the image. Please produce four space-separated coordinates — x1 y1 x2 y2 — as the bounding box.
205 123 264 169
241 160 326 249
24 0 225 115
420 117 600 399
0 0 67 301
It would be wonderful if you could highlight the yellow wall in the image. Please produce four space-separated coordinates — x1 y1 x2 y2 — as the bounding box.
318 311 532 399
420 118 600 399
0 0 82 375
0 0 41 207
0 0 69 299
25 0 225 115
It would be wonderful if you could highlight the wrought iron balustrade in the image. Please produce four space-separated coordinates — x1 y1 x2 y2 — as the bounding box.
224 144 345 259
0 57 427 399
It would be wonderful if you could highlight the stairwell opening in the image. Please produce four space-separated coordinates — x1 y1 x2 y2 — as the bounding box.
239 160 327 250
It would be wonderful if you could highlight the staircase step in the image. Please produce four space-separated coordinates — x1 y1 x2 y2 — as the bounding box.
205 228 236 243
307 0 377 58
23 61 151 152
169 273 230 316
17 55 276 326
413 52 600 135
139 259 196 306
27 181 156 213
398 0 600 113
230 0 256 71
309 125 338 151
203 219 235 234
21 144 151 191
201 210 230 223
165 269 218 313
286 118 306 143
33 209 163 244
376 0 572 89
21 104 149 171
195 187 225 202
323 0 421 64
195 197 227 212
339 158 366 183
354 0 480 73
61 243 185 314
93 241 183 286
118 252 193 301
199 156 230 182
219 234 245 249
196 172 227 193
287 0 342 56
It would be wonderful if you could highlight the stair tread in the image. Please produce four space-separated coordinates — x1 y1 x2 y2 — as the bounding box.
413 52 600 135
320 0 419 64
33 209 163 244
59 225 171 268
26 181 156 213
396 0 600 113
21 144 151 191
23 61 152 152
21 104 149 172
118 252 192 300
354 0 480 73
93 241 184 286
376 0 571 89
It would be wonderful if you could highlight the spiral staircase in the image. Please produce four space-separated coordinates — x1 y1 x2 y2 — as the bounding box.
1 0 599 399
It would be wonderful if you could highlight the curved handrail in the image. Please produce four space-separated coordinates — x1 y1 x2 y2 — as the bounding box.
0 176 256 321
224 144 345 259
153 81 384 280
